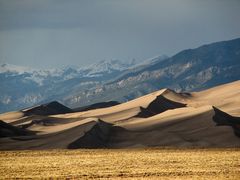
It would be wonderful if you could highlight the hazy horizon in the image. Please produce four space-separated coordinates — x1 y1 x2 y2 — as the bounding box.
0 0 240 68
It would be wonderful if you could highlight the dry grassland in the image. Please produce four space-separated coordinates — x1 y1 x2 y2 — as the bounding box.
0 149 240 179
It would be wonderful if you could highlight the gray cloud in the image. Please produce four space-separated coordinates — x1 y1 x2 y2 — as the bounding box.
0 0 240 68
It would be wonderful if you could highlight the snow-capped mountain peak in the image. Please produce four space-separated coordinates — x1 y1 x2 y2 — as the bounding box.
0 63 36 74
81 59 138 76
0 59 140 85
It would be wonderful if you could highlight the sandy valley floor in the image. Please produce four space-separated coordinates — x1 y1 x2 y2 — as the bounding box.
1 149 240 179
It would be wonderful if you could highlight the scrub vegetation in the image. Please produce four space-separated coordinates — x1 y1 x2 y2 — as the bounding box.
1 148 240 179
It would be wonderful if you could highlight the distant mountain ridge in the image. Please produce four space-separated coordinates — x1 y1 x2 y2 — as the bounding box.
62 38 240 108
0 59 139 83
0 38 240 113
0 58 160 113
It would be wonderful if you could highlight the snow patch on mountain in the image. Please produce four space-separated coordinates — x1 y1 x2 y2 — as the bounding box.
79 59 138 77
0 63 36 74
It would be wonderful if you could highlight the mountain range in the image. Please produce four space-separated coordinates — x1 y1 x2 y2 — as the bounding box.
0 38 240 113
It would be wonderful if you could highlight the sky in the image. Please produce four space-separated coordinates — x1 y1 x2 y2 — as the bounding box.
0 0 240 69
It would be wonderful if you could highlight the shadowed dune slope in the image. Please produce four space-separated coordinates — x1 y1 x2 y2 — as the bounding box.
68 120 113 149
0 80 240 149
73 101 120 112
136 95 186 118
22 101 73 116
0 119 98 150
213 106 240 137
0 120 34 138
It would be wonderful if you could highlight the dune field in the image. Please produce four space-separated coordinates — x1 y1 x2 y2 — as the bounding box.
0 80 240 149
1 81 240 179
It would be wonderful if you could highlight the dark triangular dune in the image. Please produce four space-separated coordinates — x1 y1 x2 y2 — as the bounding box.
136 95 186 118
68 119 113 149
73 101 120 112
23 101 73 116
212 106 240 137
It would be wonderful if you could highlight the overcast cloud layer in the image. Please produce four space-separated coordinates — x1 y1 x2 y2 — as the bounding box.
0 0 240 68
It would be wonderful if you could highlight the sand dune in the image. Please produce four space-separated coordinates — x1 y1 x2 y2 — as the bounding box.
135 95 186 118
22 101 73 116
0 111 25 123
73 101 120 112
213 106 240 137
0 120 34 138
189 80 240 115
0 81 240 150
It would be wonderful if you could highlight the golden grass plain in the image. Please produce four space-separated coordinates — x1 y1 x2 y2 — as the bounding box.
1 149 240 179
